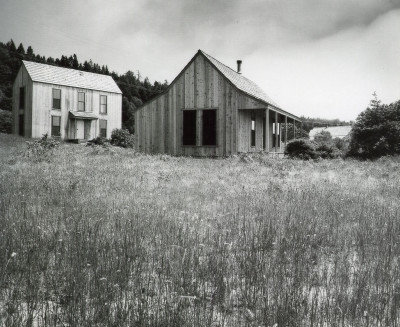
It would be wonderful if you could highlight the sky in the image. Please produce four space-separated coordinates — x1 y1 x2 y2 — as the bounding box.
1 0 399 121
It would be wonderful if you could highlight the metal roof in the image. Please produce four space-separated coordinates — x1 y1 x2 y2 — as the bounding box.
309 126 352 140
23 60 122 94
200 50 279 108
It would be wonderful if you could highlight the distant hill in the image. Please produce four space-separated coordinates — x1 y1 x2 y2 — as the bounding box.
0 39 169 134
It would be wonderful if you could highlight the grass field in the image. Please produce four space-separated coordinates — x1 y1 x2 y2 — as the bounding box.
1 133 400 326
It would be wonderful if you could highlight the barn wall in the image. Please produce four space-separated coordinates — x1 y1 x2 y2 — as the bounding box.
12 65 33 137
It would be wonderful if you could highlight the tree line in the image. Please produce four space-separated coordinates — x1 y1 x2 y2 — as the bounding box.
0 39 169 133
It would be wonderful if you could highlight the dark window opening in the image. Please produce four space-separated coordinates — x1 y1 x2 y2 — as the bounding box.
182 110 196 145
100 119 107 138
78 92 85 111
100 95 107 114
51 116 61 137
19 87 25 109
19 114 24 136
251 111 256 147
53 89 61 109
202 109 217 146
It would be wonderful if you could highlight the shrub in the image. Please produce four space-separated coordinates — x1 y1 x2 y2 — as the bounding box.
285 139 318 160
315 143 341 159
0 109 12 134
87 136 109 147
348 97 400 159
25 133 60 162
110 128 135 148
314 130 332 144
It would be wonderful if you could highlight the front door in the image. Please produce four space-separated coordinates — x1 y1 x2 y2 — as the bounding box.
76 120 84 139
84 120 91 140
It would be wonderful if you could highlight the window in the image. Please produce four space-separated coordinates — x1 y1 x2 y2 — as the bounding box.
202 109 217 146
51 116 61 137
100 119 107 138
52 89 61 109
19 87 25 109
100 95 107 114
182 110 196 145
273 123 280 147
251 111 256 147
78 92 85 111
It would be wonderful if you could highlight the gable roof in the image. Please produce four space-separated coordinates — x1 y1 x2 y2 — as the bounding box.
22 60 122 94
199 50 279 108
136 50 300 120
309 125 352 140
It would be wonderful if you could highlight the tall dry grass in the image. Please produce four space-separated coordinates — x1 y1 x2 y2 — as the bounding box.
0 133 400 326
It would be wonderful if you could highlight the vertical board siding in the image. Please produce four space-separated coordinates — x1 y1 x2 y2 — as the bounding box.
135 52 273 156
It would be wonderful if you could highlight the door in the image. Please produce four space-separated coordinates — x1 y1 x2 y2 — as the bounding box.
84 120 91 140
76 120 84 139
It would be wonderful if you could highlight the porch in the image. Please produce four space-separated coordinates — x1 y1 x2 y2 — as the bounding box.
237 108 302 154
68 111 98 142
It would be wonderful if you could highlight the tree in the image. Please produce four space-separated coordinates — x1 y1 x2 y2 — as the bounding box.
17 43 25 55
348 95 400 158
314 130 332 144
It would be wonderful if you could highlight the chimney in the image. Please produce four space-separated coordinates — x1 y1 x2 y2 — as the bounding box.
237 60 242 74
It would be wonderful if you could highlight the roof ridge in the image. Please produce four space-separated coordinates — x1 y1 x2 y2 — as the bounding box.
22 60 113 79
199 50 239 75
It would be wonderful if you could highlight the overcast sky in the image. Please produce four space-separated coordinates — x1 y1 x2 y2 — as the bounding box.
1 0 399 121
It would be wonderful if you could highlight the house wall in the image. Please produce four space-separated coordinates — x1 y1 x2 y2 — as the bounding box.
30 81 121 139
135 53 270 156
12 65 33 137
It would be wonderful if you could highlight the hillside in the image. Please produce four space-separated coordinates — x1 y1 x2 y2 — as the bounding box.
0 39 169 133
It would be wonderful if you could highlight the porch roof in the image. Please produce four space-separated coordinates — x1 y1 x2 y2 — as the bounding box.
69 111 98 120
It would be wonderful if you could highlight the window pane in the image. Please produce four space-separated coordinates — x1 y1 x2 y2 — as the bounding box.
52 116 61 126
182 110 196 145
202 109 217 146
100 95 106 105
78 92 85 102
100 120 107 128
53 89 61 99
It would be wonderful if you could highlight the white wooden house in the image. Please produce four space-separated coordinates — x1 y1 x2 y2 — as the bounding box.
12 61 122 141
135 50 301 157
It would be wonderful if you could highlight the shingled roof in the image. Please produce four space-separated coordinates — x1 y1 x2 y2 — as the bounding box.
22 60 122 94
200 50 279 108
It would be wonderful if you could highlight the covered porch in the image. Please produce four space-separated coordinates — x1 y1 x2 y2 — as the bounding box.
237 107 302 154
68 111 98 142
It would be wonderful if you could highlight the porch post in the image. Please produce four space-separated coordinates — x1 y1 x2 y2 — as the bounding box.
275 111 278 152
293 118 296 139
265 107 270 153
285 115 288 147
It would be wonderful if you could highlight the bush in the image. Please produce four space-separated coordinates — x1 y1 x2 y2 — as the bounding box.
110 128 135 148
315 143 341 159
87 136 109 147
314 130 332 144
285 139 318 160
0 109 12 134
25 133 60 162
348 97 400 159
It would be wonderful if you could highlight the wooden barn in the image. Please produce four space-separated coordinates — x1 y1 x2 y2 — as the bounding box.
135 50 301 156
12 61 122 141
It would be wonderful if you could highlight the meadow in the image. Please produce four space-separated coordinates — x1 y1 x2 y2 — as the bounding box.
1 133 400 326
